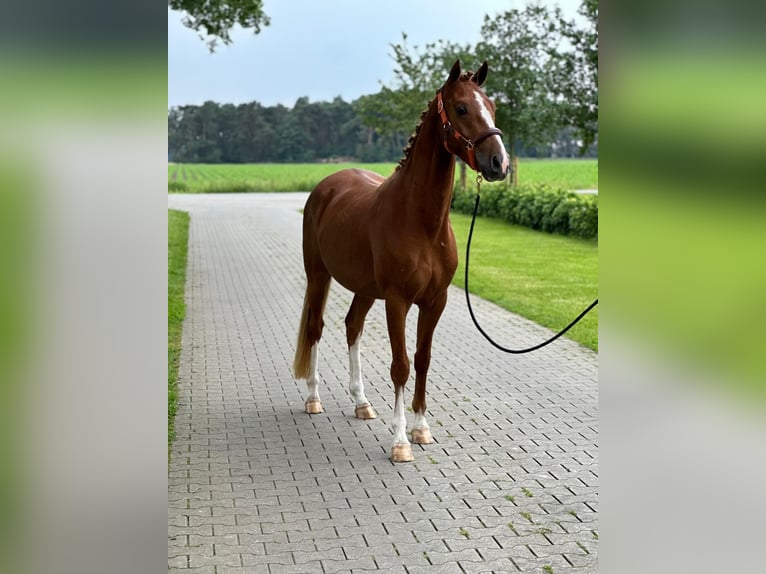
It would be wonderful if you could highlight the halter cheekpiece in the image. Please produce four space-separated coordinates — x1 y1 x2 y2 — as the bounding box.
435 89 503 172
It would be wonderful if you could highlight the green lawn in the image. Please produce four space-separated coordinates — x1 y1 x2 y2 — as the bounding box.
513 158 598 190
450 212 598 351
168 159 597 193
168 162 398 193
168 209 190 454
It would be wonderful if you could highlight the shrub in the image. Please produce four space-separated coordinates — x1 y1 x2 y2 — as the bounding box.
451 182 598 241
569 194 598 239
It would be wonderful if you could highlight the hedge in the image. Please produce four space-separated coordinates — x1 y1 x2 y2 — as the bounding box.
168 181 189 192
451 182 598 241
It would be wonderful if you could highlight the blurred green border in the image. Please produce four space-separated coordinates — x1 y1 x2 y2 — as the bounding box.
603 49 766 401
0 53 166 117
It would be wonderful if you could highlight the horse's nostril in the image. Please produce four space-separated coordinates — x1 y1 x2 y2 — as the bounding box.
490 154 501 171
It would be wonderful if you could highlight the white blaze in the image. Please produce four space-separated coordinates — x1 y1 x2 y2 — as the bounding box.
473 91 496 131
473 91 510 172
501 152 510 173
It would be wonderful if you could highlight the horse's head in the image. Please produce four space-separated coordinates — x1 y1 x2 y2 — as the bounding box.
437 60 510 182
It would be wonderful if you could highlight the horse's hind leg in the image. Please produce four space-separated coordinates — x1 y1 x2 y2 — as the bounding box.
294 259 331 414
345 294 376 419
411 291 448 444
304 271 331 414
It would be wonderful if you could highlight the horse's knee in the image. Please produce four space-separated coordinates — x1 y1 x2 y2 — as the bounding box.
414 350 431 374
390 356 410 387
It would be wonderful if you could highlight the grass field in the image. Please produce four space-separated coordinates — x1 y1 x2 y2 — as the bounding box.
450 213 598 351
168 159 597 193
168 209 190 454
514 159 598 190
168 163 398 193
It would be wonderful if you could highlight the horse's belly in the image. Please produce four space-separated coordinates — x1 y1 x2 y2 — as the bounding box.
331 271 382 300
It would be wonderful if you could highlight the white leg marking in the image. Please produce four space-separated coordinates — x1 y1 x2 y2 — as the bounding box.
392 387 409 447
411 408 434 444
306 344 320 402
348 337 370 407
413 410 430 432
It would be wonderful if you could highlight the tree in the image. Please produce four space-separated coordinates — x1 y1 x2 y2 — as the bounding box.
477 3 572 183
359 34 474 132
558 0 598 154
169 0 270 49
357 34 475 182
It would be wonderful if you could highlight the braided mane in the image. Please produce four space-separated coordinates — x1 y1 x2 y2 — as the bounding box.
395 100 432 171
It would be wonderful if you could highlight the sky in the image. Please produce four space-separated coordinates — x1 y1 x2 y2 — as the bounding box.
168 0 583 109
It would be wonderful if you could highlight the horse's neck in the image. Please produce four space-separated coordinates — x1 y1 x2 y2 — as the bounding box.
391 106 456 236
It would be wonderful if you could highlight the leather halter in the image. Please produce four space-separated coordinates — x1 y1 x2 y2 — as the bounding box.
436 89 503 172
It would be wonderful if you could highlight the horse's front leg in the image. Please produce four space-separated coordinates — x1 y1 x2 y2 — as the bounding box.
384 297 413 462
411 292 448 444
345 294 377 419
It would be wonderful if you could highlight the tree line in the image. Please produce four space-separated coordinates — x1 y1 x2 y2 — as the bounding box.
168 97 594 164
169 97 408 163
169 0 597 164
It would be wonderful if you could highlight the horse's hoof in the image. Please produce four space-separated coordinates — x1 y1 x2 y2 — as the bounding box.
411 427 434 444
305 399 324 414
354 403 377 419
390 443 414 463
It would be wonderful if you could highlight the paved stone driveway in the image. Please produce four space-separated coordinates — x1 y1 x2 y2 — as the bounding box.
168 193 598 573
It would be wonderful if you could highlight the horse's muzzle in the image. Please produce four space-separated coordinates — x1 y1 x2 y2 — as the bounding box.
481 151 511 182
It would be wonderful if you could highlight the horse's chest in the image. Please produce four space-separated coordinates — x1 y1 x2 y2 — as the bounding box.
403 242 458 298
429 238 458 274
372 225 457 300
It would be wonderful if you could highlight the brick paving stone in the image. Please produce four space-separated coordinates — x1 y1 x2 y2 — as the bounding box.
406 563 465 574
168 193 598 573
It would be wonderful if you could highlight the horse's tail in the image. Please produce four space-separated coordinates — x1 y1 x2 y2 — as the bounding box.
293 277 330 380
293 291 314 379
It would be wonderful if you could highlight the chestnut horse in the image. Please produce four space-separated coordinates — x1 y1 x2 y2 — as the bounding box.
293 60 510 462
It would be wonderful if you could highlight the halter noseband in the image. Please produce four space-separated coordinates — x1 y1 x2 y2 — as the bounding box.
436 89 503 172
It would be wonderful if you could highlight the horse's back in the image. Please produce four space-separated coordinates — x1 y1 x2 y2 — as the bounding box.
307 168 383 216
305 168 384 236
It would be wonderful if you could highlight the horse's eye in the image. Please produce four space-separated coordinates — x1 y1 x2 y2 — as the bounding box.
456 104 467 116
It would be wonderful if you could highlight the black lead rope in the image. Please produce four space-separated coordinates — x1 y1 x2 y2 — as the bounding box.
464 180 598 354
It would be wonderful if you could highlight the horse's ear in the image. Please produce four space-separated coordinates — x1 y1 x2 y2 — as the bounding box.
473 61 489 87
447 60 461 85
